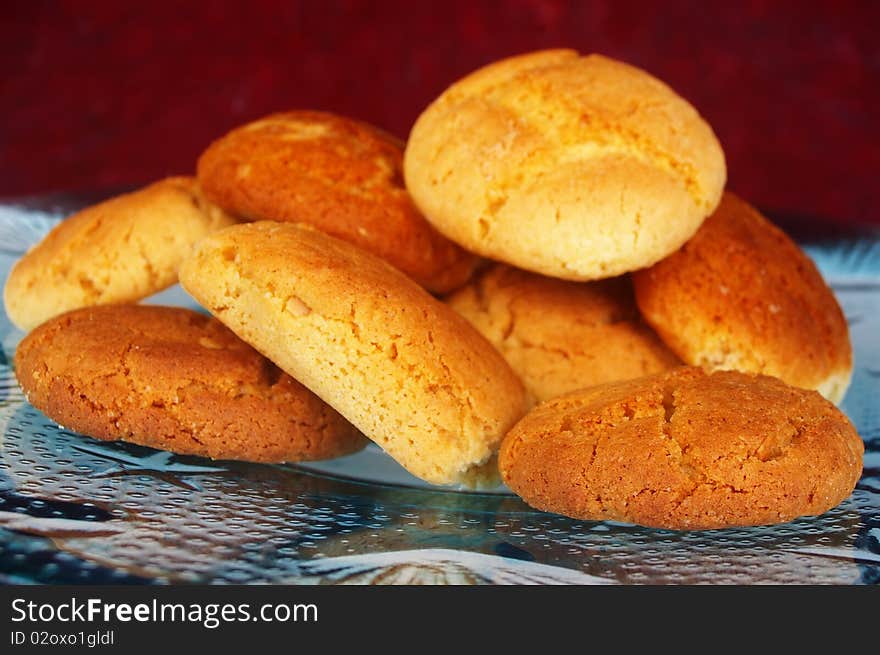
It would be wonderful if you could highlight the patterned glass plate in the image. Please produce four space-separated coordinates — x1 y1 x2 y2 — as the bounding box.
0 197 878 585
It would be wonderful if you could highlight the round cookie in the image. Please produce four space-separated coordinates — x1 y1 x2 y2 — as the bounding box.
3 177 238 331
499 367 864 530
632 192 852 404
14 305 365 462
404 49 726 281
196 110 477 293
446 264 680 403
179 221 527 486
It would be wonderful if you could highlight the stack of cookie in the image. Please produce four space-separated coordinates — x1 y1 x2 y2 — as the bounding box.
5 49 863 530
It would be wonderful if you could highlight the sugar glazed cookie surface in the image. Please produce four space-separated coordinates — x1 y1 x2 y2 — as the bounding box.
3 177 237 331
446 264 680 403
404 50 726 280
632 192 852 404
14 305 365 462
197 111 477 293
179 222 527 486
499 368 864 530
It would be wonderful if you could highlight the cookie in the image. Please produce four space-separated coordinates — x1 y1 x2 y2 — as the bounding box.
404 49 726 281
632 192 852 404
499 367 863 530
446 264 680 403
3 177 237 331
196 111 478 293
179 221 527 486
14 305 365 462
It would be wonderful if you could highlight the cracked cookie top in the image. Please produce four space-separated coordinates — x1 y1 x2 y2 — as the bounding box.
179 221 527 486
404 49 726 281
446 263 680 403
196 110 478 294
499 367 863 530
14 304 365 463
3 177 237 332
633 192 852 404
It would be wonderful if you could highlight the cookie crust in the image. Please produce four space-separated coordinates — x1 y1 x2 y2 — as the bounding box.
404 50 726 280
3 177 237 331
179 221 527 486
197 111 477 293
446 264 679 403
632 192 852 403
499 368 863 530
15 305 365 462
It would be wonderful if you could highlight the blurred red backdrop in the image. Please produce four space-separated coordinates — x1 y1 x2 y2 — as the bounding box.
2 0 877 231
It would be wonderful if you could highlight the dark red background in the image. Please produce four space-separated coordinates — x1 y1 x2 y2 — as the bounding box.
3 0 878 231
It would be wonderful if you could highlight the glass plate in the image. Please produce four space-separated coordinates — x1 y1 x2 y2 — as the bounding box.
0 197 878 585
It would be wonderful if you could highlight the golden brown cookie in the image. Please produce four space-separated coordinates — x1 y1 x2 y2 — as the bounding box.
179 221 527 486
14 305 365 462
404 49 726 280
499 367 864 530
3 177 238 331
446 264 680 403
632 192 852 404
196 111 478 293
